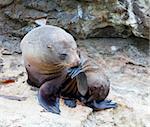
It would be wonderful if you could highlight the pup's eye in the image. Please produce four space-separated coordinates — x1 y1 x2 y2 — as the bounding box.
59 53 67 60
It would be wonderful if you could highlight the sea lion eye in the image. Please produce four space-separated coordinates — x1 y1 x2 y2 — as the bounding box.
59 53 67 60
77 49 80 57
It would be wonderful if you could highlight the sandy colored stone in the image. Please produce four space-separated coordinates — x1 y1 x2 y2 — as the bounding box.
0 38 150 127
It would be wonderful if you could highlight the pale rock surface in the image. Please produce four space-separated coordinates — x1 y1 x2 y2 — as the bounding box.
0 54 92 127
0 38 149 127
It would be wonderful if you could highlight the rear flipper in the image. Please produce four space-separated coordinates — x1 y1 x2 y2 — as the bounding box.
64 99 77 108
86 100 117 111
38 81 61 114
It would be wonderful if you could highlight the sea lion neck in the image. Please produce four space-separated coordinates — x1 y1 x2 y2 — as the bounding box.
38 63 66 75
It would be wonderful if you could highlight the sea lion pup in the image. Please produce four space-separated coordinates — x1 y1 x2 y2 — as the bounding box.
62 53 117 110
21 25 117 114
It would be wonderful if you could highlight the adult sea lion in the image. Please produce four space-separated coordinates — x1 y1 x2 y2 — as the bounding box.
21 25 117 114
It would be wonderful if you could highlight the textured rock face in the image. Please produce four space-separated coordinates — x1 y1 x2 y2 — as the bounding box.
0 0 13 8
128 0 150 39
0 0 149 39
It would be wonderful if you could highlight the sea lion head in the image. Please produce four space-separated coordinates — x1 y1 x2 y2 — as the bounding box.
87 81 110 102
21 25 80 72
44 26 81 68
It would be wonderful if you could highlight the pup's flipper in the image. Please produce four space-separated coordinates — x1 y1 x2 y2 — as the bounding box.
76 72 88 96
86 100 117 111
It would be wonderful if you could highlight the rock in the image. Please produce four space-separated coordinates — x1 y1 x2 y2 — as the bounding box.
4 4 47 22
0 0 13 8
0 38 150 126
131 0 150 39
0 58 3 72
0 52 92 127
0 97 92 127
35 18 47 26
24 0 61 12
0 0 149 39
0 35 21 55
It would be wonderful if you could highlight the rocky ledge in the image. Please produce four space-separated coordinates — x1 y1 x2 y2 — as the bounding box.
0 38 149 127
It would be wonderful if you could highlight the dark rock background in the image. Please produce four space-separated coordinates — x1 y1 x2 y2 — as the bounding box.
0 0 150 38
0 0 149 55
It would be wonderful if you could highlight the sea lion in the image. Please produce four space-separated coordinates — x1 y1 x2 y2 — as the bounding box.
21 25 117 114
21 25 81 114
62 54 117 110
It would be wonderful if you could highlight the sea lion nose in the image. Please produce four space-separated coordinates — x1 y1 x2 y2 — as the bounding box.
76 60 81 66
74 59 81 67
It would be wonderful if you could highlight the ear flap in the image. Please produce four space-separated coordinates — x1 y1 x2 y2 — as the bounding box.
47 44 53 50
76 72 88 96
47 44 52 49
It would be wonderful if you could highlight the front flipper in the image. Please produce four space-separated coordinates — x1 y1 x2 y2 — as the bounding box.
76 72 88 96
68 67 88 96
38 82 60 114
86 100 117 111
64 99 77 108
38 92 60 114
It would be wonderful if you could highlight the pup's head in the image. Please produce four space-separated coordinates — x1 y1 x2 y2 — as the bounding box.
87 83 110 102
